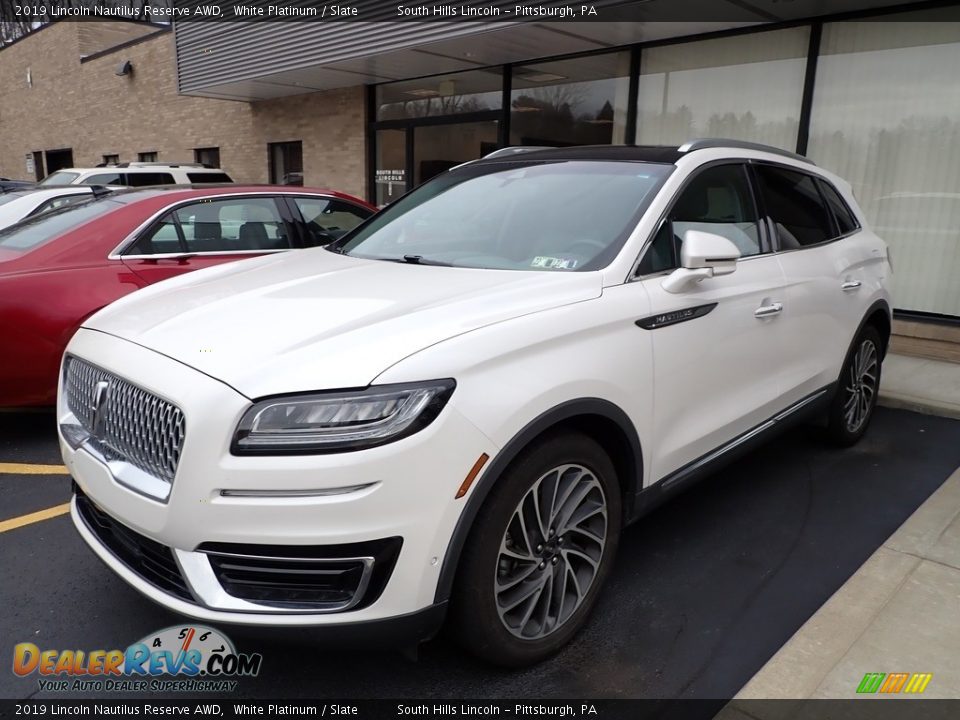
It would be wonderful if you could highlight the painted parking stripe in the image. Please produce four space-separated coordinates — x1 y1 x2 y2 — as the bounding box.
0 503 71 534
0 462 68 475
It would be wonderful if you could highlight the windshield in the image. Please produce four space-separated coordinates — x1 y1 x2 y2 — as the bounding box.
39 171 80 186
333 160 672 271
0 197 121 251
0 192 30 207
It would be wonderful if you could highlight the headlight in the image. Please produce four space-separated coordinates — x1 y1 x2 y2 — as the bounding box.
231 380 455 454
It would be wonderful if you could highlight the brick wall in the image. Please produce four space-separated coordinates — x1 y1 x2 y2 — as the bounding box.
0 22 367 198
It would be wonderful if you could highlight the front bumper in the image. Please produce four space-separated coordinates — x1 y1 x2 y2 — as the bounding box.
60 328 498 627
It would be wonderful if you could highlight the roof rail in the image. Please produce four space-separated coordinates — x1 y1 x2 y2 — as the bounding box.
106 162 209 169
481 146 553 160
678 138 815 165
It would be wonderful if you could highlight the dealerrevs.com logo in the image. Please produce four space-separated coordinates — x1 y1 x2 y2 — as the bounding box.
13 625 263 693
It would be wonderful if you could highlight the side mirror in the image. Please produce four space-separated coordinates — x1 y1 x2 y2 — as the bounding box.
662 230 741 294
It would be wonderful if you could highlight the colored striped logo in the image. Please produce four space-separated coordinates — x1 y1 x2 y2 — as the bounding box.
857 672 933 694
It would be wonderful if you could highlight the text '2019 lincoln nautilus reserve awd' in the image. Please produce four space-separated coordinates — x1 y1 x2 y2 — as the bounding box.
59 141 892 667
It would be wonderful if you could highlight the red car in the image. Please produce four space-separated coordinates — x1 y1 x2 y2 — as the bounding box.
0 185 375 407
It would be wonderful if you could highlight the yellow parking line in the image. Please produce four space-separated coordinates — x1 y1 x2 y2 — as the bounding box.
0 462 68 475
0 503 71 534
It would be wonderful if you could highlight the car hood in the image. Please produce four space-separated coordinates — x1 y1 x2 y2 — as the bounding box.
85 249 603 398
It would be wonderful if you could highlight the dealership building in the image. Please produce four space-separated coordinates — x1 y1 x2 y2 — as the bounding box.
2 1 960 346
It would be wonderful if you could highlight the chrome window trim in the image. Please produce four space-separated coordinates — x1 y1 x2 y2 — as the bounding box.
106 190 341 260
118 248 292 262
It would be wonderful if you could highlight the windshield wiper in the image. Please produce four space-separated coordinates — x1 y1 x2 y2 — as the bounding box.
384 254 454 266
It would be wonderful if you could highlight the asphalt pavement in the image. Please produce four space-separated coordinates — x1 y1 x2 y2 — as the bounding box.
2 407 959 702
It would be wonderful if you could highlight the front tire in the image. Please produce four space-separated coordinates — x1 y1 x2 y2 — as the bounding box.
825 325 883 446
449 432 622 667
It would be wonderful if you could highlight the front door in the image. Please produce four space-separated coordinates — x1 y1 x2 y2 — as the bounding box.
636 163 788 482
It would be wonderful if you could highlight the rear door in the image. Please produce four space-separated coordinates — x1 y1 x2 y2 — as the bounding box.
637 162 788 481
754 164 864 403
120 195 295 283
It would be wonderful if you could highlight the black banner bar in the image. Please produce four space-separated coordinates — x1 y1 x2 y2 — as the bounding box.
2 700 960 720
3 0 960 23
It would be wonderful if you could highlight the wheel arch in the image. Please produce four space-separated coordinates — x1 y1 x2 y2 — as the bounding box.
859 299 892 358
434 398 643 604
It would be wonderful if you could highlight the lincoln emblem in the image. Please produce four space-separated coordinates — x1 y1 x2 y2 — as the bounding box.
90 380 110 438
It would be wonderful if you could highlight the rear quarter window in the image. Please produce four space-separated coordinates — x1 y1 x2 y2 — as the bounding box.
187 172 233 183
816 179 860 235
126 173 175 187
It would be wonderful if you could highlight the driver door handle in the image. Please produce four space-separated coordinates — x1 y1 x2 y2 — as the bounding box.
842 280 862 291
754 302 783 318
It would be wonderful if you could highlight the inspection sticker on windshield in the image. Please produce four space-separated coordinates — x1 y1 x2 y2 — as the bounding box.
531 256 579 270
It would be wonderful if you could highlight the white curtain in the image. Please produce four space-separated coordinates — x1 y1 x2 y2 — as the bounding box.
808 20 960 316
636 27 809 151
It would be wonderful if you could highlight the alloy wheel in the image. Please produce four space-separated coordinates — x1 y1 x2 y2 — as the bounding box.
844 338 879 433
494 464 608 640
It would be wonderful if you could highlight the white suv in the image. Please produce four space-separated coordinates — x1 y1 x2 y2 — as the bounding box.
39 162 232 187
59 140 892 667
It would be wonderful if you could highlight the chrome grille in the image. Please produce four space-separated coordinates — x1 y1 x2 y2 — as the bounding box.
65 356 185 484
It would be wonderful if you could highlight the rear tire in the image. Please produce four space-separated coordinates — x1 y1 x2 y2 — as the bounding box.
825 325 883 446
449 432 622 667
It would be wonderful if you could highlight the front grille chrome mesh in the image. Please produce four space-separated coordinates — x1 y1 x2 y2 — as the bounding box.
65 356 185 484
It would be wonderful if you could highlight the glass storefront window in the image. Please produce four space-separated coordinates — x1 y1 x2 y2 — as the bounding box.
374 129 407 207
414 121 499 186
376 70 502 120
636 28 809 151
807 19 960 316
510 52 630 147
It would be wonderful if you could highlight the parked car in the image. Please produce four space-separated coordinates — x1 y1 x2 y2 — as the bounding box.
1 177 35 192
59 141 892 667
38 162 232 187
0 185 113 231
0 185 375 407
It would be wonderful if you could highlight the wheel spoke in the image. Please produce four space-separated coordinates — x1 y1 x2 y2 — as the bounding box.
500 573 548 613
515 595 544 638
531 473 553 541
549 467 582 527
496 558 538 591
562 546 600 571
514 505 536 557
564 523 605 545
554 479 597 533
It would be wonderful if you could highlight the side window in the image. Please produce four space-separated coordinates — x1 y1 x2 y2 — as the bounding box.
83 173 124 186
816 179 859 236
176 197 291 253
755 165 834 249
125 212 182 255
293 197 372 246
127 172 175 187
637 164 761 275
